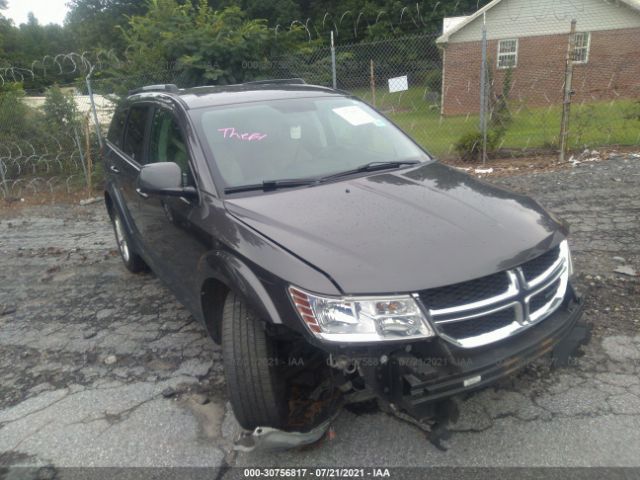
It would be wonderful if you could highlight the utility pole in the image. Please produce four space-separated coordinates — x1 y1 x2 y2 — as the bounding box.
559 20 577 164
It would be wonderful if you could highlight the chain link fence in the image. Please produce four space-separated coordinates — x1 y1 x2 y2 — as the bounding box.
2 4 640 200
0 84 95 200
0 66 180 200
266 15 640 162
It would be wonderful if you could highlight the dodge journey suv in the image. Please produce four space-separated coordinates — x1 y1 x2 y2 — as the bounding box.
102 80 584 434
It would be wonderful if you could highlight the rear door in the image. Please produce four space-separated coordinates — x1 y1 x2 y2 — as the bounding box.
119 103 153 242
104 105 128 203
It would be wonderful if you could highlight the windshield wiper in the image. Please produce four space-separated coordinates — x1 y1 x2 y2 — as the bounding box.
224 178 319 194
318 160 421 183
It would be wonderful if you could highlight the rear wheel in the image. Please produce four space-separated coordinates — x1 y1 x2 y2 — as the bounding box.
222 291 288 430
111 210 147 273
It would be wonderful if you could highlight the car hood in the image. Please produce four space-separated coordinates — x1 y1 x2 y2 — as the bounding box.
225 162 566 295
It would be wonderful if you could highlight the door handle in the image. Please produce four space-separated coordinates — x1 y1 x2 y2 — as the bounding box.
135 188 149 199
109 165 120 174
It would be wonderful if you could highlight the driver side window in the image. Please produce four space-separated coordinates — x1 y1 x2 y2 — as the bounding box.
149 108 194 186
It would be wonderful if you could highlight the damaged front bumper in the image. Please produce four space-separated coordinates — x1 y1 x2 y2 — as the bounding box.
234 290 585 451
357 290 586 420
234 416 337 452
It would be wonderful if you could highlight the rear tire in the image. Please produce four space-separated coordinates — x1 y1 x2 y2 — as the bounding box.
111 210 147 273
222 291 288 430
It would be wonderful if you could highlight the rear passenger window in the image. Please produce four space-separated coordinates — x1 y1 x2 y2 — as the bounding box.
123 105 149 162
107 106 127 148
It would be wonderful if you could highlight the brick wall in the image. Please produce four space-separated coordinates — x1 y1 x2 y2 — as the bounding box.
441 27 640 116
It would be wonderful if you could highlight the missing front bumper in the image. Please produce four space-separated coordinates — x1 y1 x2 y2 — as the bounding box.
232 293 586 450
360 294 586 420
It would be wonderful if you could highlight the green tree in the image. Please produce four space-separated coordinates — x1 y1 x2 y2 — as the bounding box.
65 0 148 53
13 13 72 60
289 0 493 44
0 13 74 90
211 0 301 27
120 0 307 88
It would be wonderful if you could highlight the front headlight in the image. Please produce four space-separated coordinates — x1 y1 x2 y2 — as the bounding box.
289 286 435 343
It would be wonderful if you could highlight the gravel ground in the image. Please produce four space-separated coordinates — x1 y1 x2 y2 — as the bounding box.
0 153 639 475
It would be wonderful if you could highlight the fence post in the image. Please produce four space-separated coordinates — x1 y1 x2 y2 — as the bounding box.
479 16 489 165
331 31 337 89
370 60 376 107
0 160 7 198
559 20 577 164
85 65 103 150
84 116 93 192
73 125 90 189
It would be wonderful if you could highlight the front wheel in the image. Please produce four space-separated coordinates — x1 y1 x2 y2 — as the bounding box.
111 210 147 273
222 292 289 430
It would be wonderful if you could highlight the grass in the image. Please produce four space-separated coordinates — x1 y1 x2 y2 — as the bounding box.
352 87 640 159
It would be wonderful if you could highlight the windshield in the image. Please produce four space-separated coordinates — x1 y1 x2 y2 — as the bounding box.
193 96 431 190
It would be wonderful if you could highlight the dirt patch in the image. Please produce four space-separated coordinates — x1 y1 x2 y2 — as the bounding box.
441 147 639 178
0 187 103 214
578 274 640 338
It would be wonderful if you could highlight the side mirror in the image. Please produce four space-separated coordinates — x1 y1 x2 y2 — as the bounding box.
137 162 198 200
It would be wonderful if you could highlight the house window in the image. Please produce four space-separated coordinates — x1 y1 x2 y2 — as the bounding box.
497 39 518 69
573 32 591 64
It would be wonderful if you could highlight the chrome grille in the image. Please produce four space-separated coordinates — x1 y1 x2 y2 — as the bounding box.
415 242 570 349
521 246 561 283
418 272 510 310
528 278 561 314
438 307 516 340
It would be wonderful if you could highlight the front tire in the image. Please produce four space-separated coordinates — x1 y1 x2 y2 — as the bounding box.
222 292 288 430
111 210 147 273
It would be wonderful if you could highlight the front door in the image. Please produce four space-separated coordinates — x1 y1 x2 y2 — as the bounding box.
135 106 208 311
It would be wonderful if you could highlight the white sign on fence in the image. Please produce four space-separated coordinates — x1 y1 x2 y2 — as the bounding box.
388 75 409 93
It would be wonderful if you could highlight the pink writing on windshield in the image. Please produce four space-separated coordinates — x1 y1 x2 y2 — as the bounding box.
218 127 268 141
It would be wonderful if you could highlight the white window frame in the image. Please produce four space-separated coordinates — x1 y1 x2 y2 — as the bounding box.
573 32 591 64
497 39 518 69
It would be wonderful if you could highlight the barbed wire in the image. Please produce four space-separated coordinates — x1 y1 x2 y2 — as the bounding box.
0 134 97 198
0 50 124 84
2 1 639 199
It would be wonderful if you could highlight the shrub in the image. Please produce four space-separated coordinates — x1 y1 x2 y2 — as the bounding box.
625 101 640 121
455 130 501 163
43 85 79 134
455 67 513 162
490 68 513 134
424 69 442 95
0 85 45 143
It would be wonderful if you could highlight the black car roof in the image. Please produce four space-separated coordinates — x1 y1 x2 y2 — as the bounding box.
127 82 347 110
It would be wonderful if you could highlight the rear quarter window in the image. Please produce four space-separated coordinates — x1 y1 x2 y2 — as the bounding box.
107 106 127 149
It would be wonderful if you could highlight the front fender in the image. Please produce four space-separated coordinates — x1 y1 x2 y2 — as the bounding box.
203 250 284 325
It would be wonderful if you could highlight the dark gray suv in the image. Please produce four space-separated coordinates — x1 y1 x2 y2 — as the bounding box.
102 80 584 433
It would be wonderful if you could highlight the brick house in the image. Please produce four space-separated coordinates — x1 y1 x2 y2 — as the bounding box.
436 0 640 116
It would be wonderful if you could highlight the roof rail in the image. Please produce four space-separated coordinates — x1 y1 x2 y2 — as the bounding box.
128 84 179 96
242 78 306 86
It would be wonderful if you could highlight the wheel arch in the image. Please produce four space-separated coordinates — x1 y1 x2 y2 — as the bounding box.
200 278 229 344
199 252 285 344
104 190 114 219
